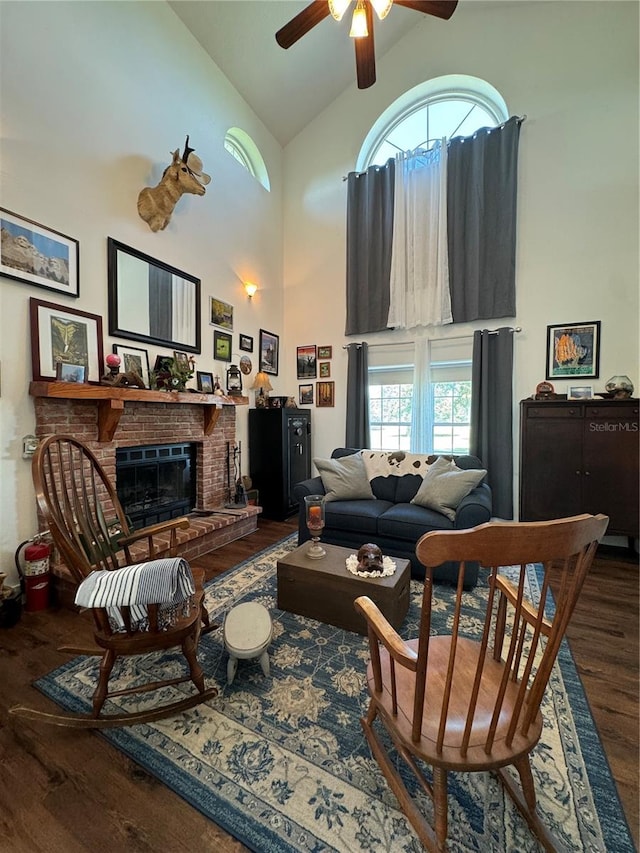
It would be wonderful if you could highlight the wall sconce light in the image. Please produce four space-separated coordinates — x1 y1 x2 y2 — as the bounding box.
244 281 258 300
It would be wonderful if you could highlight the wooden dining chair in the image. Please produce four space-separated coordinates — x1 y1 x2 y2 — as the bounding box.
10 434 217 728
354 514 609 852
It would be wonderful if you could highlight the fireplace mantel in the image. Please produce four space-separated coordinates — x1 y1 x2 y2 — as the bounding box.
29 381 248 442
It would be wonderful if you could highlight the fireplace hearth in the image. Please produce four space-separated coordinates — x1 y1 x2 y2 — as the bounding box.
116 442 196 529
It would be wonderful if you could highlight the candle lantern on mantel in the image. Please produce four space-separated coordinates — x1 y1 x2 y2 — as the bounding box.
226 364 243 396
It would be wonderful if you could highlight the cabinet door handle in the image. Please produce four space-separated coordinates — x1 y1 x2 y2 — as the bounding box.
584 471 590 476
575 470 581 475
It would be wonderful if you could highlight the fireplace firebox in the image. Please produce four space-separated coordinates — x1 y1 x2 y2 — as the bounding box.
116 443 196 529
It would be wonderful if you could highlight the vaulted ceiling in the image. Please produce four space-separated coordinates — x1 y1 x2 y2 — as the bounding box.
169 1 432 145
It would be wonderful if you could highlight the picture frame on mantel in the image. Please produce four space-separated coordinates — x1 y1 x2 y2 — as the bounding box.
113 343 150 388
107 237 201 354
30 297 104 383
0 208 79 297
546 320 601 380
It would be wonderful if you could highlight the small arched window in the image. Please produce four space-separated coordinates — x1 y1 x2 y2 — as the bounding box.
224 127 270 191
357 74 509 170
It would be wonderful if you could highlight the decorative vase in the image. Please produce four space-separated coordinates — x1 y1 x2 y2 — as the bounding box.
304 494 326 559
604 375 634 399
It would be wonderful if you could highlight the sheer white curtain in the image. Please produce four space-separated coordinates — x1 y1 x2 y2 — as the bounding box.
410 338 432 453
172 276 195 346
388 140 452 330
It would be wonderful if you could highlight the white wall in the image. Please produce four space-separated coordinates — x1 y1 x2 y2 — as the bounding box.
282 1 639 499
0 1 284 584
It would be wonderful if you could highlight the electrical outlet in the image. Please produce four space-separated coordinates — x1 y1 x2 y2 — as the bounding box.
22 435 39 458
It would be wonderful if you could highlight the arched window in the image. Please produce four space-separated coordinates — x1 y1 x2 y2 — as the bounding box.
224 127 270 191
357 74 509 170
360 75 510 454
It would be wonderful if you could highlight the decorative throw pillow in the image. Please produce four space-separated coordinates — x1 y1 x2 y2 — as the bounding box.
314 452 375 502
410 456 486 520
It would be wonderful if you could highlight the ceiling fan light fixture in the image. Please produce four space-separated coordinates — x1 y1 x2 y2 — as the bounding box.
370 0 393 20
329 0 351 21
349 1 368 38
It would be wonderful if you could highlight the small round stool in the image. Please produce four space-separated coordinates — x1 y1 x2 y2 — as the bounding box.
223 602 273 685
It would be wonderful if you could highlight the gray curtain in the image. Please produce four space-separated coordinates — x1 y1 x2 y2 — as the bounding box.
345 342 370 448
447 116 522 323
470 328 513 519
149 266 172 341
345 161 395 335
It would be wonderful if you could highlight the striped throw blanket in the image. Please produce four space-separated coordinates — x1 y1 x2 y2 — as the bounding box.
75 557 196 632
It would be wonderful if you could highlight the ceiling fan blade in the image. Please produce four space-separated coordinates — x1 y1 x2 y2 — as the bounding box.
354 4 376 89
392 0 459 21
275 1 331 49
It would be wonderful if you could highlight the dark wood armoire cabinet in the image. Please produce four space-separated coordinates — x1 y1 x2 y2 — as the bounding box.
248 408 311 520
519 398 639 538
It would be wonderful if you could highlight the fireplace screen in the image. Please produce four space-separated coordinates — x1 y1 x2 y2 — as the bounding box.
116 443 196 529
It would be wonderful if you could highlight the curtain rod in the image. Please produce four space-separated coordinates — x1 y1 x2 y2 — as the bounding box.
343 327 522 349
342 115 527 181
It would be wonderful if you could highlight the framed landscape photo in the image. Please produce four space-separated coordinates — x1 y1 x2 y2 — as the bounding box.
30 297 104 383
316 381 335 407
568 385 594 400
259 329 279 376
214 330 232 362
239 333 253 352
297 345 317 379
196 371 214 393
210 297 234 331
546 321 601 380
113 343 150 388
318 346 332 360
55 361 86 383
107 238 201 353
0 208 79 297
299 383 313 405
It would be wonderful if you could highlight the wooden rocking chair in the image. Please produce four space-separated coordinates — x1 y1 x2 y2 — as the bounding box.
354 514 609 852
10 434 217 728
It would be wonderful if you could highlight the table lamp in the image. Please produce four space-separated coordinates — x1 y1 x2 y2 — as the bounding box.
250 371 273 408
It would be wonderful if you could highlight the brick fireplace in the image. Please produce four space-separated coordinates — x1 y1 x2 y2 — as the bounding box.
30 384 260 601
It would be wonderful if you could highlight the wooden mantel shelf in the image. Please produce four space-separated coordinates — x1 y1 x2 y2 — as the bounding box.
30 381 248 442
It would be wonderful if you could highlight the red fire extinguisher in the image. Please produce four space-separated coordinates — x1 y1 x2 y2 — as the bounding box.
15 535 51 612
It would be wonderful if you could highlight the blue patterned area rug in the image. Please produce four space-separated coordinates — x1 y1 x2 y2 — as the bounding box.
36 535 633 853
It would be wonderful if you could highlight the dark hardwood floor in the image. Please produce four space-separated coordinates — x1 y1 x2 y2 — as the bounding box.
0 520 637 852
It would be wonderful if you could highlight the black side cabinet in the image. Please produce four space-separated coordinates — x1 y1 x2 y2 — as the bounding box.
249 408 311 520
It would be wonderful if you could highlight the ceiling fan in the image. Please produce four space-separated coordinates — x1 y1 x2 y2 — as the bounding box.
275 0 459 90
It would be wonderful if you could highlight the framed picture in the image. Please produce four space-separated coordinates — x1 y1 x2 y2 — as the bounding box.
568 385 594 400
299 383 314 405
239 334 253 352
173 350 190 370
319 362 331 378
210 297 234 331
0 208 79 298
546 321 601 380
239 355 252 375
196 371 215 393
316 381 335 407
297 345 317 379
318 346 332 360
30 297 104 383
214 330 232 362
107 238 201 353
55 361 86 383
259 329 279 375
113 343 150 388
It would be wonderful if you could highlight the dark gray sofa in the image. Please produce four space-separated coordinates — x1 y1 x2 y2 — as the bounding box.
293 448 492 588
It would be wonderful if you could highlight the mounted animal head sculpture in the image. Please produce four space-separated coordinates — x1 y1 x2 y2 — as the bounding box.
137 136 211 232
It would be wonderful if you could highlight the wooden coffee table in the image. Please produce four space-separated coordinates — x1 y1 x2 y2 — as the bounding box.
276 542 411 635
